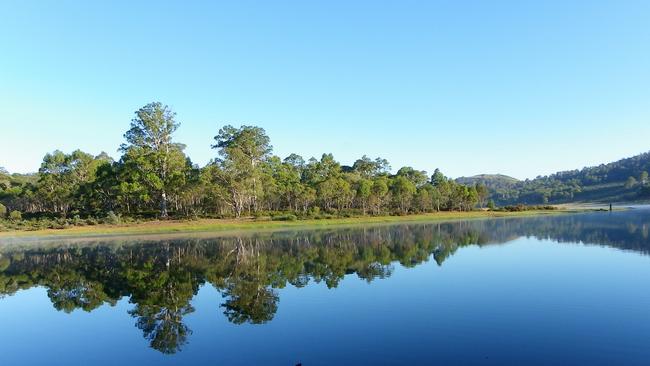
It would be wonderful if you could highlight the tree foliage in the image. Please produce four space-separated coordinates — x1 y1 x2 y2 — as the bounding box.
0 102 485 225
120 102 189 217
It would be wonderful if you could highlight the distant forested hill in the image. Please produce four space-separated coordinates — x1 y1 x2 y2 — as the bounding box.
455 174 519 192
456 151 650 204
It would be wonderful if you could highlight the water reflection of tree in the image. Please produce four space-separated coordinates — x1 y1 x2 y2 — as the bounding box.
47 273 116 313
130 303 194 354
1 210 649 353
125 253 200 354
213 238 279 324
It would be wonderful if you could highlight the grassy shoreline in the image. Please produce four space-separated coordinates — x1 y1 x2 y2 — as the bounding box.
0 209 587 241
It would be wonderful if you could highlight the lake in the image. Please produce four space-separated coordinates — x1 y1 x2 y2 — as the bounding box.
1 209 650 365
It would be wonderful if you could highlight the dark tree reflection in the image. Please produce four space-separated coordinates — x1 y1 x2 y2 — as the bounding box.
1 209 650 353
221 281 278 325
130 303 194 354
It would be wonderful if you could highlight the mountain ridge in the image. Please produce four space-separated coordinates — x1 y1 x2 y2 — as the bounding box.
456 151 650 204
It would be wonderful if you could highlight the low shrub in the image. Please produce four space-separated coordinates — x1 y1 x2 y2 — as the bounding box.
72 215 85 226
103 211 121 225
502 204 556 212
271 214 298 221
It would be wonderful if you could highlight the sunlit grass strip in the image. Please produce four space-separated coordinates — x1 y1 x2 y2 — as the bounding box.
0 209 585 240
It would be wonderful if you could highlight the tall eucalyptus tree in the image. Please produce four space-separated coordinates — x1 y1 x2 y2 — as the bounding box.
211 125 272 216
120 102 188 218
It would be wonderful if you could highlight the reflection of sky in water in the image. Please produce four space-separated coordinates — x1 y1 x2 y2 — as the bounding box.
1 210 650 365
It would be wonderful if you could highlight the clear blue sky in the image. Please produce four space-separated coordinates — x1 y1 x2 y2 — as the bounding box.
1 1 649 179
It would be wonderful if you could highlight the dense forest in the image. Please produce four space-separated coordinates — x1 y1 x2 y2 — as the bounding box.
457 152 650 205
0 102 489 228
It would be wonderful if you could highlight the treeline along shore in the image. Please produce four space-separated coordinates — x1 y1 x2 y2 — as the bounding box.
0 102 557 233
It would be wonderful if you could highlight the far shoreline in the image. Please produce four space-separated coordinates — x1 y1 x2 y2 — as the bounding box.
0 208 605 243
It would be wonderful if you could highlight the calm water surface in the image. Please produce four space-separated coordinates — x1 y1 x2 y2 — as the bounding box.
2 209 650 365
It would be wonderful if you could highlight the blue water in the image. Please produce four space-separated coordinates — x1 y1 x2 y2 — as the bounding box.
1 209 650 365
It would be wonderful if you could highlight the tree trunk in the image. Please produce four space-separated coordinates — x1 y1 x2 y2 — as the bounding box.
161 190 169 218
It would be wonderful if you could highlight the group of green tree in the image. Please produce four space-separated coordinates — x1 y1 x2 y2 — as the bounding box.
457 152 650 205
0 102 488 225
